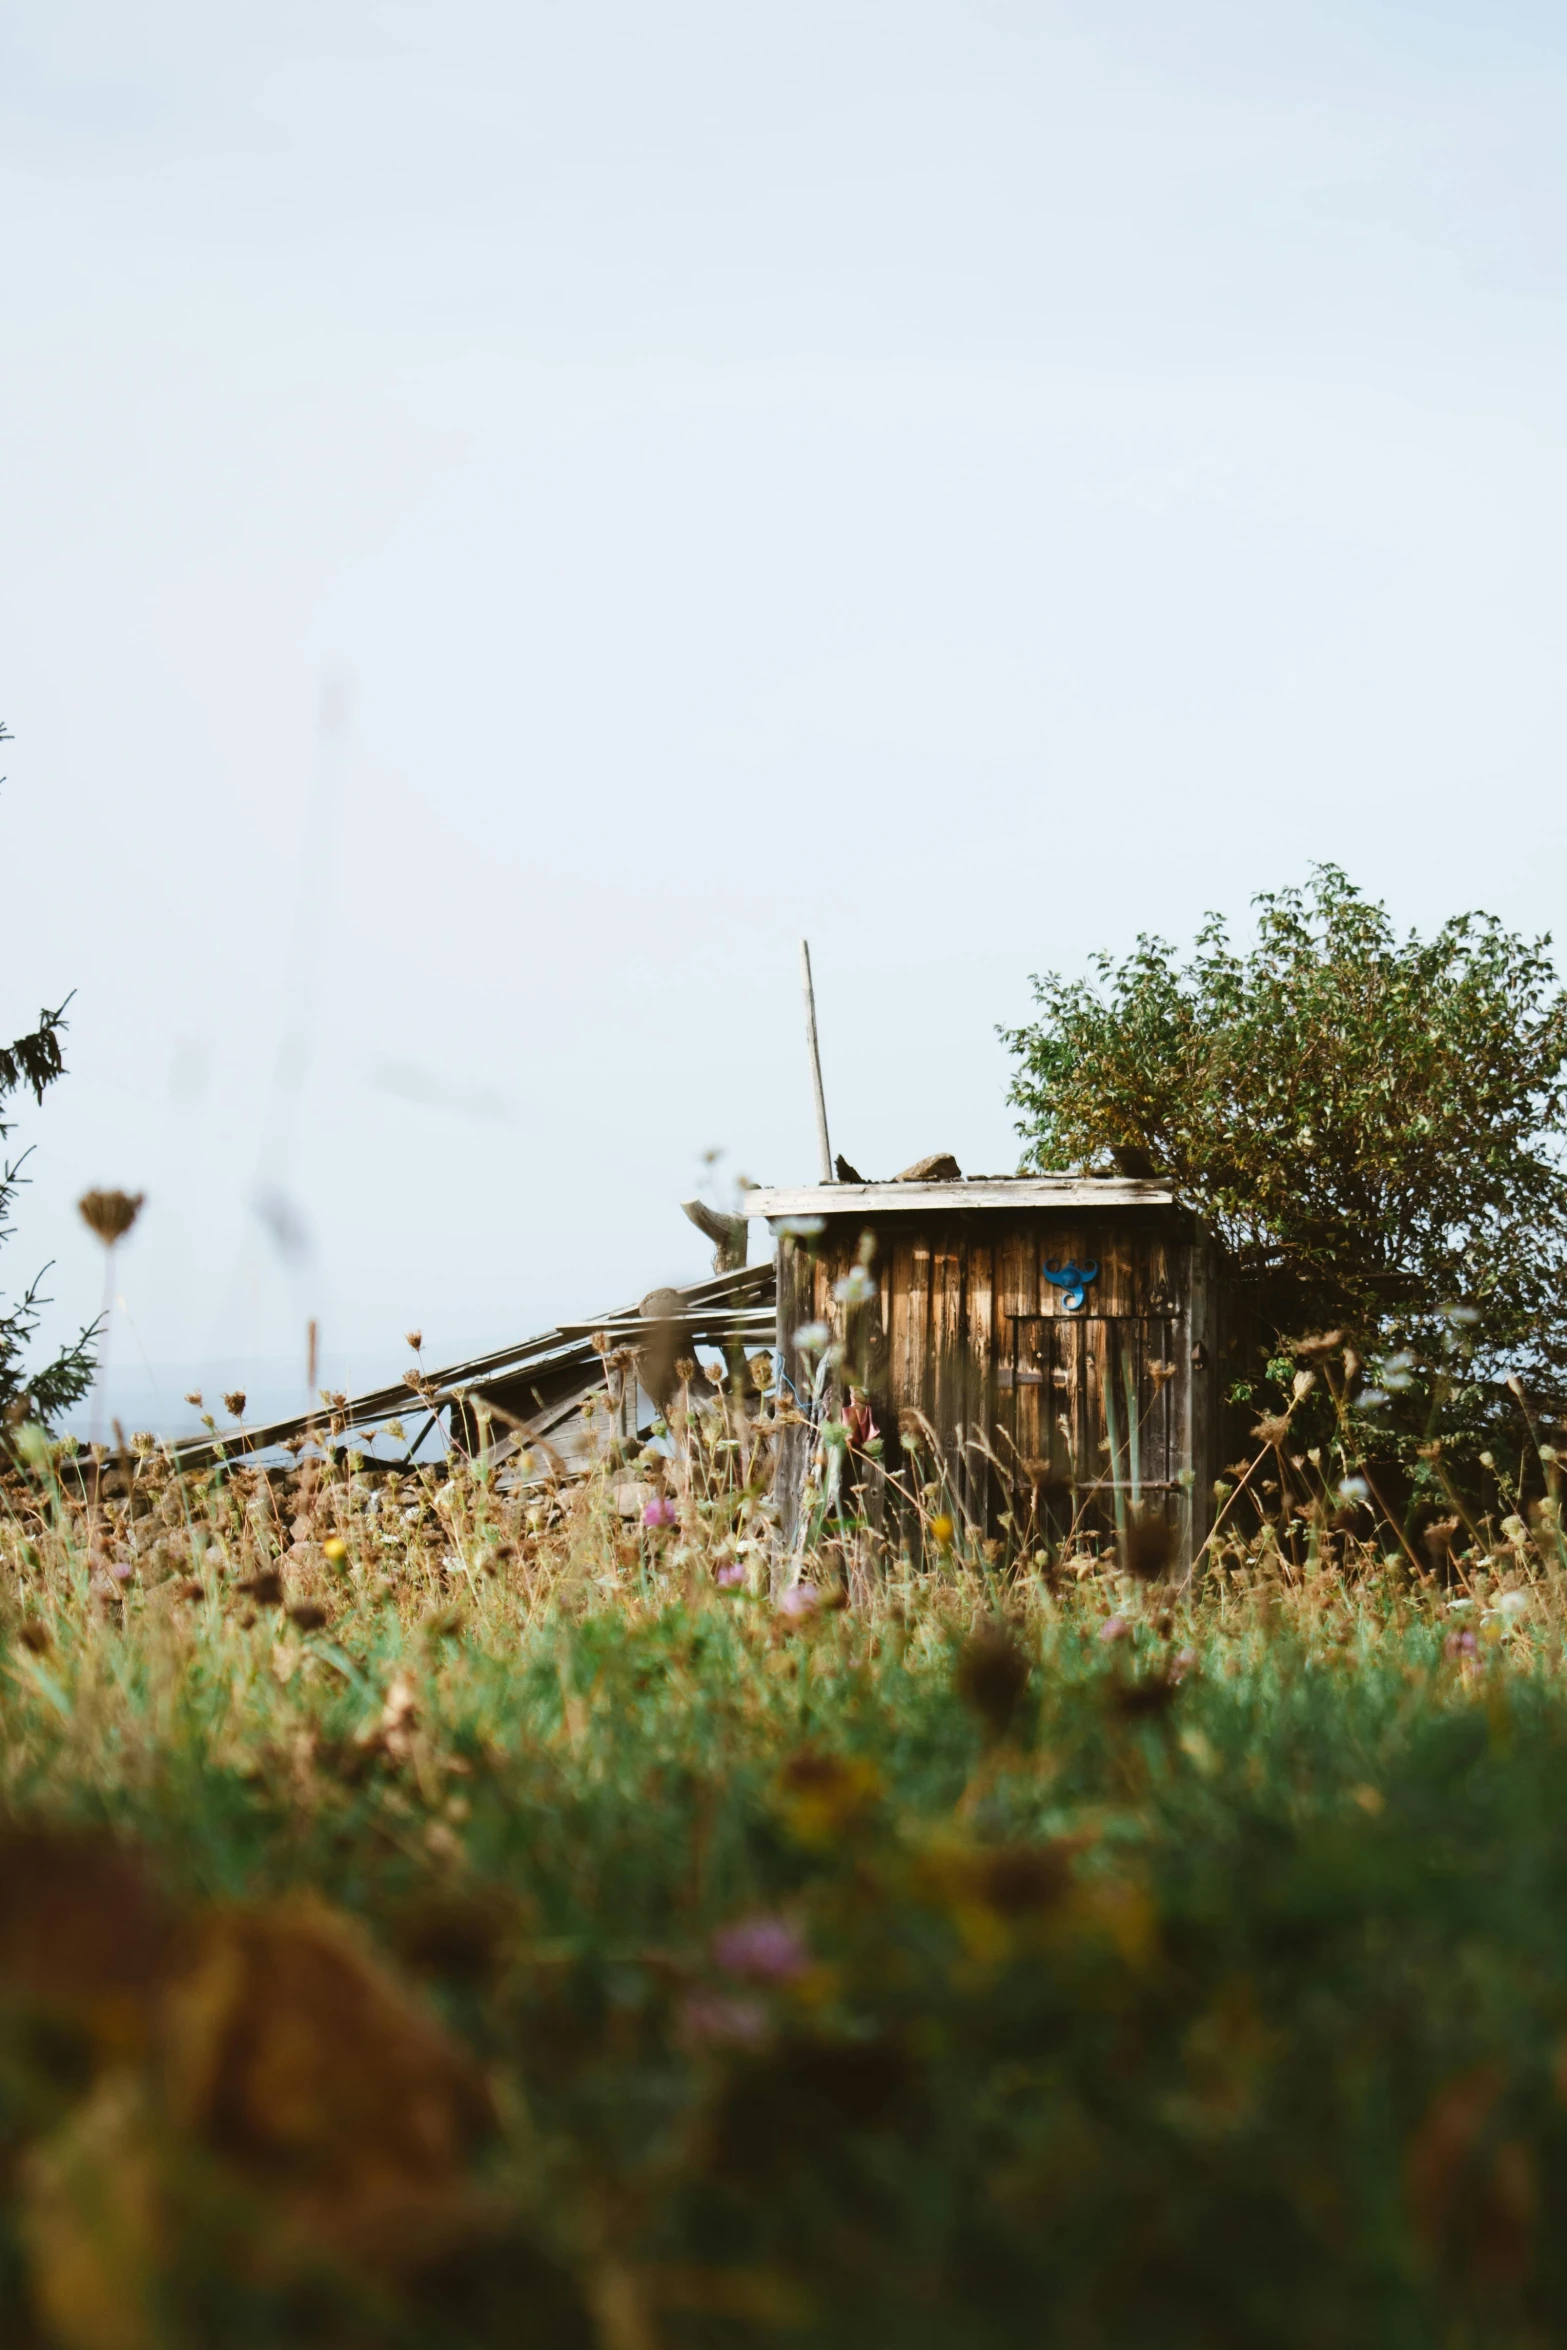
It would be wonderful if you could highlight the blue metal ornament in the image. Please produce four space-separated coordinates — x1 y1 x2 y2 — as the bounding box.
1043 1258 1098 1312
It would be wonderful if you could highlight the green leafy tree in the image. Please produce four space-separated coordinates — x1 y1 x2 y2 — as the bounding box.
1001 867 1567 1475
1 723 97 1433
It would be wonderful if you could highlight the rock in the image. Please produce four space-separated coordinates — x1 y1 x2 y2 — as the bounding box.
894 1153 962 1182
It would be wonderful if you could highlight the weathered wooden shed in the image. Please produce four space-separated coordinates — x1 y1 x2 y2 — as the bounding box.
745 1176 1219 1563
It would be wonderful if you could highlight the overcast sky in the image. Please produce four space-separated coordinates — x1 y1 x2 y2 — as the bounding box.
4 0 1566 1429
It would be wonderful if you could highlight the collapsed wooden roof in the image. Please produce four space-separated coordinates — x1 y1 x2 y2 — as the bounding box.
168 1258 776 1474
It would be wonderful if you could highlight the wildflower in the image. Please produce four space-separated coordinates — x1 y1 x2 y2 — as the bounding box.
843 1392 878 1448
832 1265 877 1305
643 1495 678 1529
0 1826 172 2024
1293 1329 1345 1359
1099 1616 1130 1643
1121 1504 1176 1582
712 1914 810 1982
1423 1516 1461 1567
930 1512 955 1547
791 1321 830 1353
954 1623 1032 1742
157 1897 491 2270
222 1391 247 1419
773 1750 882 1845
679 1990 770 2048
236 1570 283 1607
918 1836 1075 1962
322 1535 348 1563
1111 1670 1180 1721
714 1560 745 1589
1404 2063 1530 2287
405 1330 423 1352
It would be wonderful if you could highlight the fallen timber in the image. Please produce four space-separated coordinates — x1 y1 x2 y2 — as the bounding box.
165 1259 776 1478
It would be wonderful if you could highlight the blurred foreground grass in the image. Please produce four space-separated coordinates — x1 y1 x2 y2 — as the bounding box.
4 1437 1567 2348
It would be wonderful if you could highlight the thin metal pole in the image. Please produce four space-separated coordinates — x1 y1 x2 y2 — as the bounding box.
799 939 833 1182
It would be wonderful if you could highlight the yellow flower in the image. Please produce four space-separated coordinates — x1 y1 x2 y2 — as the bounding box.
322 1537 348 1564
773 1751 883 1846
930 1513 955 1548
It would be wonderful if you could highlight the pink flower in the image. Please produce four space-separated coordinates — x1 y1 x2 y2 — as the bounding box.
712 1913 810 1982
714 1560 745 1588
642 1495 677 1529
1099 1616 1130 1643
679 1990 770 2048
1445 1629 1479 1658
777 1583 821 1619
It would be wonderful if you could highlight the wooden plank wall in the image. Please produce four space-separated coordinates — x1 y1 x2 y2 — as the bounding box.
774 1208 1215 1561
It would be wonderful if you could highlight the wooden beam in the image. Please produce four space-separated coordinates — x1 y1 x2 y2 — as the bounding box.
744 1178 1181 1218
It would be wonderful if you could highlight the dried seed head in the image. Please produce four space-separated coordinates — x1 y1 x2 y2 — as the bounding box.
1121 1504 1177 1583
405 1331 423 1353
954 1622 1032 1742
77 1188 144 1247
223 1391 247 1419
184 1391 203 1409
978 1842 1074 1916
1111 1670 1180 1720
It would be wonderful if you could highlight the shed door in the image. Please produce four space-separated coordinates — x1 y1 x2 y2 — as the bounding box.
1006 1311 1182 1545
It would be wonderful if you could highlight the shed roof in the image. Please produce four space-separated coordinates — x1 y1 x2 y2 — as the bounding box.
744 1176 1179 1219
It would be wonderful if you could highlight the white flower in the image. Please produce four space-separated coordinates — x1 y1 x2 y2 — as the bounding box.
833 1266 877 1304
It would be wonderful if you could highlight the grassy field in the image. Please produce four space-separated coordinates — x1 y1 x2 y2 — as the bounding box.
4 1420 1567 2349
